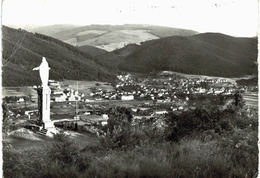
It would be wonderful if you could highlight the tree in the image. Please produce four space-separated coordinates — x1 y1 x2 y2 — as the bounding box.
233 91 245 108
106 107 133 133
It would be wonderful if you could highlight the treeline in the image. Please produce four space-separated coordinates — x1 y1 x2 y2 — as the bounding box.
3 96 30 103
236 76 258 86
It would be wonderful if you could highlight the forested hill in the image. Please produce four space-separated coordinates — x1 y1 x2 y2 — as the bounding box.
76 45 108 57
118 33 258 77
2 26 116 87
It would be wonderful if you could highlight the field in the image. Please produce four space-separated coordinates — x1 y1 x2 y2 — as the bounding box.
242 92 258 108
62 30 160 52
2 87 38 99
62 80 114 95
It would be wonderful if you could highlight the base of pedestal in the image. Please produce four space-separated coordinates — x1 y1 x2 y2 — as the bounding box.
43 121 55 129
46 127 59 137
40 121 59 137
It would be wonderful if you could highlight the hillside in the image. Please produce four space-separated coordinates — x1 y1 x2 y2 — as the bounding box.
118 33 258 77
31 24 198 51
2 26 116 87
76 45 108 57
80 43 140 71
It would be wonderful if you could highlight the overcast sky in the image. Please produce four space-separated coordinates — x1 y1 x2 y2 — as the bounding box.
2 0 259 37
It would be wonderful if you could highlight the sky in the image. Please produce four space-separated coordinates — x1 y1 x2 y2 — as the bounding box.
1 0 259 37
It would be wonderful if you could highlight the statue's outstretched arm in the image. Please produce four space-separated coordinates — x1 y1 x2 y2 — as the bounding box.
33 67 40 71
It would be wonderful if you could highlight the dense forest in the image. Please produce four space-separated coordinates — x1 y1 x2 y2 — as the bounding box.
2 26 116 86
118 34 258 77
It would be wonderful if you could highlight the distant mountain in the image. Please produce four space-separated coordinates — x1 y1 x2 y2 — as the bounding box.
30 24 198 51
117 33 258 77
2 26 116 87
30 24 81 37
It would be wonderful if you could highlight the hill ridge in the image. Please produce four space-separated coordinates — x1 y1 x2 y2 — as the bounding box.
116 33 257 77
30 24 198 51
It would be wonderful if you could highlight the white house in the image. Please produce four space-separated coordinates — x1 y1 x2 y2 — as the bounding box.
154 109 168 115
121 95 134 101
55 94 67 102
53 88 64 95
219 79 227 83
17 98 25 103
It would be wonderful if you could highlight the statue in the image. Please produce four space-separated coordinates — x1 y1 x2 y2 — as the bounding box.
33 57 50 87
33 57 53 130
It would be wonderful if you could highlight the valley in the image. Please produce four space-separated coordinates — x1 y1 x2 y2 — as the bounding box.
2 24 258 178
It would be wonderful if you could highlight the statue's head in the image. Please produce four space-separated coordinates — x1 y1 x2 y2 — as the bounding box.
42 57 47 62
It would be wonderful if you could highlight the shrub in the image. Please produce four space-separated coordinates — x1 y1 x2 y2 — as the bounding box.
47 131 90 171
3 144 24 178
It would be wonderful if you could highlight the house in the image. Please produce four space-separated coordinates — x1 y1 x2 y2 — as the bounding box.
205 78 217 83
178 106 184 110
54 94 67 102
68 91 81 101
52 88 64 95
171 107 178 111
85 99 95 102
212 79 218 83
25 110 38 116
101 121 108 126
17 98 25 103
214 88 224 94
219 79 227 83
84 112 91 115
205 79 211 83
154 109 168 115
49 80 60 87
121 95 134 101
102 114 109 119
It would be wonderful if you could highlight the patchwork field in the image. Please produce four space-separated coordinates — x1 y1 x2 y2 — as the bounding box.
75 30 159 51
242 92 258 108
2 87 38 98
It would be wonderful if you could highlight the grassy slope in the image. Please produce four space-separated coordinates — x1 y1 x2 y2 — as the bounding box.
118 33 258 77
74 30 159 51
76 45 108 57
3 105 258 178
88 44 140 71
2 26 116 87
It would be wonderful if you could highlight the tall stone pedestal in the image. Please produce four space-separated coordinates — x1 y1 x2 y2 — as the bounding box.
42 86 54 129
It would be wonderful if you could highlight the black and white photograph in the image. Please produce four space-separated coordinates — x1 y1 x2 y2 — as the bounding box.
1 0 259 177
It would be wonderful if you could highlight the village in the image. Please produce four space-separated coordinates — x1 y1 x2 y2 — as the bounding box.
2 72 258 135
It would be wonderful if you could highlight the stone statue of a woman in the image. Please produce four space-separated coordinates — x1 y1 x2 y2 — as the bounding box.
33 57 50 87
